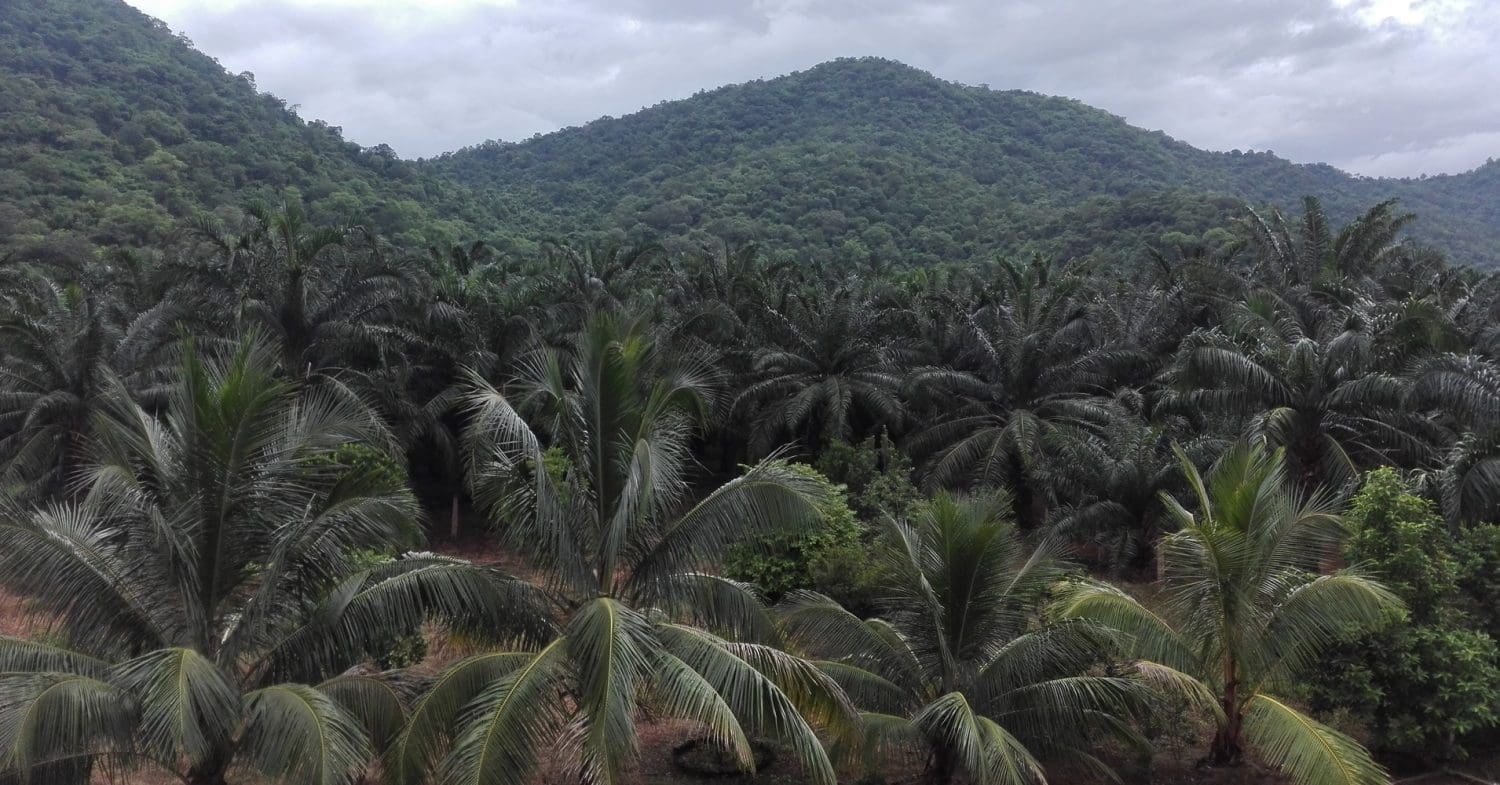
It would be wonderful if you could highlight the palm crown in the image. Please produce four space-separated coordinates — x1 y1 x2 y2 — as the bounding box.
1056 443 1401 785
388 314 857 785
0 337 528 785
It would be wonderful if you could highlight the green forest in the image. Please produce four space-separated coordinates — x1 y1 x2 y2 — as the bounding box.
4 2 1500 785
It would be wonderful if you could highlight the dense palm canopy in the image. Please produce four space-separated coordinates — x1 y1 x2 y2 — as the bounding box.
1055 443 1401 785
388 315 857 785
0 338 534 785
3 190 1499 784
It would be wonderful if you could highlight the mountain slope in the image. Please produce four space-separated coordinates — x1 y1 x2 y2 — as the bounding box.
0 0 492 249
427 57 1500 267
3 3 1498 269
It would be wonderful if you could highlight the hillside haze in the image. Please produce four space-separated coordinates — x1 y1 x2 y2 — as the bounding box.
4 0 1500 267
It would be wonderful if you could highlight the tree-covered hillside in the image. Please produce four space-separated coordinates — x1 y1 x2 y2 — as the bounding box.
0 0 494 250
428 57 1500 268
3 2 1500 269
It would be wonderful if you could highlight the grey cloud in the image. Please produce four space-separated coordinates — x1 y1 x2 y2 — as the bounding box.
136 0 1499 176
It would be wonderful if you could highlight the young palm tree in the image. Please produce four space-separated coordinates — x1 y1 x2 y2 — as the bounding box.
389 314 855 785
1054 443 1400 785
778 492 1158 785
0 338 538 785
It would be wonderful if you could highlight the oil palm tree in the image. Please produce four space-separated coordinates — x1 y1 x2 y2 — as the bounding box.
388 314 855 785
736 289 907 454
778 492 1159 785
1054 442 1400 785
0 337 540 785
184 203 419 380
1164 290 1430 492
0 254 182 498
912 257 1126 525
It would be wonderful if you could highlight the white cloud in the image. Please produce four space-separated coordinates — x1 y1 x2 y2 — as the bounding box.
125 0 1500 177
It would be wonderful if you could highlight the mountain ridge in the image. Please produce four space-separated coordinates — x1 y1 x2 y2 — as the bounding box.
4 2 1499 267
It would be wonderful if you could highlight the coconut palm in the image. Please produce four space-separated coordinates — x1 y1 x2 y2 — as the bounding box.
1054 442 1400 785
778 492 1160 785
0 337 540 785
387 314 855 785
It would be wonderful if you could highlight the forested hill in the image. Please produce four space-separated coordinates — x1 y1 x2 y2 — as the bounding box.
428 57 1500 268
4 1 1500 268
0 0 494 250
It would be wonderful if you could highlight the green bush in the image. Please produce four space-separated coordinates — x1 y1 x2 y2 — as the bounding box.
1307 468 1500 763
723 463 881 608
814 432 918 520
1456 524 1500 642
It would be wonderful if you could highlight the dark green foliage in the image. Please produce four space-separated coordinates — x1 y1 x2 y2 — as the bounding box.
1455 524 1500 642
1308 469 1500 763
429 58 1500 269
813 433 920 520
0 0 490 250
723 463 880 608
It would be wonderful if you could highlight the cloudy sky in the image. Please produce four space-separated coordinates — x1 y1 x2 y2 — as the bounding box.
124 0 1498 178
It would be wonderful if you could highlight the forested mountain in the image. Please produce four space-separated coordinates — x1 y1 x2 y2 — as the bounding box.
429 57 1500 267
0 0 494 250
4 0 1500 269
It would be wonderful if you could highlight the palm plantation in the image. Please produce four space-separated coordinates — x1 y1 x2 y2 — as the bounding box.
0 339 534 785
1 192 1497 784
388 315 856 785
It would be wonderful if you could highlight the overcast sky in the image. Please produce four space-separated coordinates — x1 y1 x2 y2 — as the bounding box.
124 0 1498 178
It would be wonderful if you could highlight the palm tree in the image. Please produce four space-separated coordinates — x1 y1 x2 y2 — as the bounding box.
0 338 538 785
1164 290 1430 492
1241 197 1414 290
388 314 855 785
736 289 907 454
778 492 1157 785
0 253 181 498
184 203 419 380
1054 443 1400 785
912 257 1125 526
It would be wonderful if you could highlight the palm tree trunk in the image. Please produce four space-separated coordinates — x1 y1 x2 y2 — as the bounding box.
450 493 461 539
1208 659 1244 766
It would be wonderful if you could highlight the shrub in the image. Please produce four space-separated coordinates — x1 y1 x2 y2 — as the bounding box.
1306 469 1500 763
723 463 881 609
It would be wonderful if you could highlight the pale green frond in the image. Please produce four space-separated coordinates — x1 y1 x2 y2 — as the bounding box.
642 572 779 644
0 637 109 678
657 623 841 785
633 458 825 593
567 598 654 785
1050 580 1194 671
317 674 406 751
1242 693 1388 785
650 652 755 772
110 647 240 769
239 684 371 785
912 692 1043 785
812 661 913 715
1255 572 1402 686
0 672 135 775
777 591 921 688
440 640 570 785
384 651 539 785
